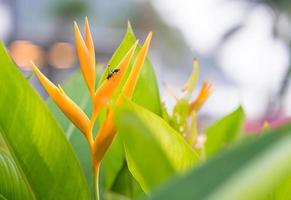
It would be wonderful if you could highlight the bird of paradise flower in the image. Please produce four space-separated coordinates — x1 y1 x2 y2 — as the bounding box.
31 17 152 200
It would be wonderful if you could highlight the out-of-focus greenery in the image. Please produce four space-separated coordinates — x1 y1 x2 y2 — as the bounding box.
205 107 245 157
116 99 198 193
49 0 88 20
147 124 291 200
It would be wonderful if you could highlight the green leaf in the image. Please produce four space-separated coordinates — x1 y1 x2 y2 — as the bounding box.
146 125 291 200
102 133 125 189
0 43 90 199
205 106 245 157
266 174 291 200
104 191 130 200
111 162 144 199
0 134 7 150
0 149 32 199
264 163 291 199
116 100 199 193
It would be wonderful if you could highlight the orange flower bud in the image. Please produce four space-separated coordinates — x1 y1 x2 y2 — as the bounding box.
74 20 95 96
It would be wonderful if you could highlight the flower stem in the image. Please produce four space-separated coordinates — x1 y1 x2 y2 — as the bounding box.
188 112 198 146
93 165 100 200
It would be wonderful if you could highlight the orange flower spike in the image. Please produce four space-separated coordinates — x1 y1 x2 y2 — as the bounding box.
92 33 153 167
91 41 138 122
74 20 95 97
189 81 212 112
31 62 91 141
119 32 152 101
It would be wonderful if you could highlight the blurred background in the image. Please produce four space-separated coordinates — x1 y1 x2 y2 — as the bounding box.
1 0 291 132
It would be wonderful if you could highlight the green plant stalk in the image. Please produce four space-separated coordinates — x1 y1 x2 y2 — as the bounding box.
188 112 197 146
93 166 100 200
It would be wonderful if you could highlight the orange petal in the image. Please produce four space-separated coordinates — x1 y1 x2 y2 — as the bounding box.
91 41 138 122
85 17 95 59
31 62 90 137
74 21 95 96
117 32 152 105
93 109 115 167
189 81 212 112
121 32 152 99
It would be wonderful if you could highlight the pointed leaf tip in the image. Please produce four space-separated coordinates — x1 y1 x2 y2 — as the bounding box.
127 21 134 34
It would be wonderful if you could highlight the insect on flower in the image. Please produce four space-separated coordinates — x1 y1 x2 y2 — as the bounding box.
106 67 120 80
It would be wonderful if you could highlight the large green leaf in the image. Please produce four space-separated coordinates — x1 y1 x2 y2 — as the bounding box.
102 133 125 189
147 125 291 200
0 149 31 199
0 43 90 199
265 174 291 200
116 100 199 193
205 106 245 157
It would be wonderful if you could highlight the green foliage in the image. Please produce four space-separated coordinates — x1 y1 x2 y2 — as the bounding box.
111 162 144 199
116 99 199 193
205 107 245 157
147 125 291 200
0 43 90 199
0 149 32 200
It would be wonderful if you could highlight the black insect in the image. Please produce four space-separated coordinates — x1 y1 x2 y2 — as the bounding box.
106 67 120 80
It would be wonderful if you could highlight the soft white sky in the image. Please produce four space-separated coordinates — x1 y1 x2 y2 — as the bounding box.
151 0 290 119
